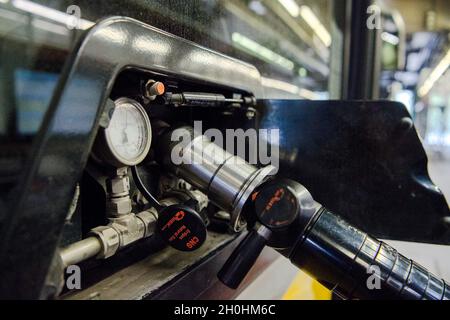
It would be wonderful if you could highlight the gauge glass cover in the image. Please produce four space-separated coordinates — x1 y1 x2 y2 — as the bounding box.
104 99 151 166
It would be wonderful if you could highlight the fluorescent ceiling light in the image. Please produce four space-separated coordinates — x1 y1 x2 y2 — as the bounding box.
261 77 299 95
232 32 294 71
248 0 267 16
12 0 94 29
278 0 331 47
418 49 450 97
261 77 319 100
278 0 300 17
299 6 331 47
277 1 331 47
381 32 399 46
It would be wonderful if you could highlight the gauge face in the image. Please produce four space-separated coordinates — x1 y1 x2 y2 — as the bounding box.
104 98 151 167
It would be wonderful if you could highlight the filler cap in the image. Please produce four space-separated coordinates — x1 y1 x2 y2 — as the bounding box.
156 205 206 252
254 182 299 229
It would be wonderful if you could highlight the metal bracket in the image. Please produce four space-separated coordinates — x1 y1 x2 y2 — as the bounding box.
0 16 263 299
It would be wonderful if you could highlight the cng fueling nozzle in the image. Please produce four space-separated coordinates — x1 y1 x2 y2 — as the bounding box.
156 125 450 299
219 178 450 300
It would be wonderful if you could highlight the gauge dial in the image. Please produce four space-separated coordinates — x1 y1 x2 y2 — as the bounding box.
102 98 151 167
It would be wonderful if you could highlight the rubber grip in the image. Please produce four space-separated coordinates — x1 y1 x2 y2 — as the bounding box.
288 208 450 300
218 226 270 289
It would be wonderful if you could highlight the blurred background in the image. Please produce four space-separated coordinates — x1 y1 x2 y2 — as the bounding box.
0 0 449 299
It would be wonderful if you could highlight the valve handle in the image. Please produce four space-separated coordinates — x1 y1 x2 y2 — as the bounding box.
218 179 309 289
218 224 271 289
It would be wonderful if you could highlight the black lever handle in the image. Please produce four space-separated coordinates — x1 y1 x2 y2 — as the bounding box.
218 224 271 289
218 179 312 289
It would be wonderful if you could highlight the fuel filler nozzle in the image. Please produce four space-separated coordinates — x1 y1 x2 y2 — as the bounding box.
157 126 450 300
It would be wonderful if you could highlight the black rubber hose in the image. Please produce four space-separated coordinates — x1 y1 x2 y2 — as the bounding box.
131 165 162 211
285 208 450 300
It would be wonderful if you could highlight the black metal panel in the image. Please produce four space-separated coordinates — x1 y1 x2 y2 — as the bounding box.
0 17 263 299
258 99 450 244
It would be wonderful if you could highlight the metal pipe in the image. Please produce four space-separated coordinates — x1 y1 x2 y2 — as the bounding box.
59 209 158 266
59 237 102 267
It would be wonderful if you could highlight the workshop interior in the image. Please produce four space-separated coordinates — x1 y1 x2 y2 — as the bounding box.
0 0 450 301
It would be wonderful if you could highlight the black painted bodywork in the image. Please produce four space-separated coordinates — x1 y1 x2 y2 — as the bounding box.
258 100 450 244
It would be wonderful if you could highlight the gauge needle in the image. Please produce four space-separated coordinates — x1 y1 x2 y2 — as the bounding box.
122 111 129 144
122 129 128 144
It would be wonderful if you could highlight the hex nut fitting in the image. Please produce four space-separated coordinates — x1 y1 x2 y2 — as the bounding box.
136 209 158 237
106 196 132 216
106 175 130 197
89 226 120 259
109 214 145 247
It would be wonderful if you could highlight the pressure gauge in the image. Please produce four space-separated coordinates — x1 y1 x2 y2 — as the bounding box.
95 98 152 167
